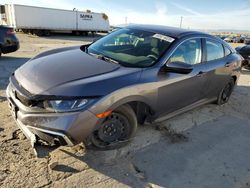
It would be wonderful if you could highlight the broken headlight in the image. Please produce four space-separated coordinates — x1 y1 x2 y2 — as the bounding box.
44 99 89 112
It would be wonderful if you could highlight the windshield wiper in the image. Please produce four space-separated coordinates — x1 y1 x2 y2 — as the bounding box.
88 52 119 65
100 55 120 65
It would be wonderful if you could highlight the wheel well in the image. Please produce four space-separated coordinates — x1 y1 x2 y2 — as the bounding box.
126 101 154 125
232 76 237 83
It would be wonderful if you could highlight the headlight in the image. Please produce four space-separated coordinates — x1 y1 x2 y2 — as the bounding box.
44 99 89 112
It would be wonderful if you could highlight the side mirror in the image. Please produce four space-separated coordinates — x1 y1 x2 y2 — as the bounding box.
164 61 193 74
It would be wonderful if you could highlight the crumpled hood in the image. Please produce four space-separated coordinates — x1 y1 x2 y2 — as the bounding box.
15 46 119 94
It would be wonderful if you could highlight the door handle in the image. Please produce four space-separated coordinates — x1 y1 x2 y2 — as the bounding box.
196 71 206 77
225 62 231 67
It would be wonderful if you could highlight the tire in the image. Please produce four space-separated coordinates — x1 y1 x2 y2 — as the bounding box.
90 105 137 150
0 48 2 58
82 32 88 36
216 78 235 105
34 30 44 36
73 31 81 36
44 30 51 36
22 29 29 34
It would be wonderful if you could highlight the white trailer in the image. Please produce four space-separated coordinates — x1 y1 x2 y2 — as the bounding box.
0 4 110 36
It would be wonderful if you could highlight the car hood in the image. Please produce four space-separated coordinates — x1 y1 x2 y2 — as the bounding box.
15 46 120 94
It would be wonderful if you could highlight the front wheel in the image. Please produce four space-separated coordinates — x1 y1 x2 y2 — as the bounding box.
216 79 235 105
90 105 137 150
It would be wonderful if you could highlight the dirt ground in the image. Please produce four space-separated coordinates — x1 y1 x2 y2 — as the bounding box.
0 34 250 188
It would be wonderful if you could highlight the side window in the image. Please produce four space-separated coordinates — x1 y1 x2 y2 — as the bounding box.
169 39 202 65
224 46 232 56
206 39 224 61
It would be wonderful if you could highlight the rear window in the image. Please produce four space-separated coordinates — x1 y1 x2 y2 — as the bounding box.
206 39 224 61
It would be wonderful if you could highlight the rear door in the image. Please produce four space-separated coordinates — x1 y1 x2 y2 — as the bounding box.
202 38 234 99
157 38 209 116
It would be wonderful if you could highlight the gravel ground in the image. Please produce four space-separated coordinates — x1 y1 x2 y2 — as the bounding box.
0 34 250 188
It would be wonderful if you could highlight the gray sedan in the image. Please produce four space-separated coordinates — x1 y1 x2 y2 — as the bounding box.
7 25 242 149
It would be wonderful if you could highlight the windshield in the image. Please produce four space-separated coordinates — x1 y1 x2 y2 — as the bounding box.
88 28 174 67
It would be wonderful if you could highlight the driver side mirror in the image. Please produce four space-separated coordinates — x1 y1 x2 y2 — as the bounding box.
164 61 193 74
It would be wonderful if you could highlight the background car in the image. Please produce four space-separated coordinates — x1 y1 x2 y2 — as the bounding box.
240 36 246 43
236 45 250 70
232 36 245 43
233 37 242 43
220 36 227 40
224 37 233 43
0 25 19 57
244 38 250 45
233 37 239 43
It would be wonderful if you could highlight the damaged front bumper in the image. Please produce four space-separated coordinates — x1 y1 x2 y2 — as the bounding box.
6 81 99 147
13 118 74 147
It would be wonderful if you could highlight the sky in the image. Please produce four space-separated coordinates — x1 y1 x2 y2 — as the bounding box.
1 0 250 31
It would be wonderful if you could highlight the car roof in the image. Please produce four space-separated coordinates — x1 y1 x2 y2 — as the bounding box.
126 24 236 52
126 24 206 38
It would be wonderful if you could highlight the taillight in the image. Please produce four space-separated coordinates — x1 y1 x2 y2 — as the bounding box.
6 28 15 35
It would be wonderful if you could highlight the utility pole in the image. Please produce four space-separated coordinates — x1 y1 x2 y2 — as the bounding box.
180 16 183 28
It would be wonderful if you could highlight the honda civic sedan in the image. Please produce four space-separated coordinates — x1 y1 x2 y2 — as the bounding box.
6 25 242 149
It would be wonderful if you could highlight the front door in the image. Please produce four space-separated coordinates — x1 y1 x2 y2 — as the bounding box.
157 38 209 116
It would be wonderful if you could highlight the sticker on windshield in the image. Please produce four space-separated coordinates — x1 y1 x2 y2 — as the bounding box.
153 34 175 43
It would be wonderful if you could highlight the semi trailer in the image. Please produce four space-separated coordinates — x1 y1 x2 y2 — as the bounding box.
0 4 110 36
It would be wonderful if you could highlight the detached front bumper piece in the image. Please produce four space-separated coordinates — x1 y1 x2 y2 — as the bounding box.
27 126 74 146
16 118 36 147
6 82 99 147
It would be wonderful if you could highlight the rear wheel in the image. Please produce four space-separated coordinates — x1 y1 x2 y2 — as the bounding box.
44 30 51 36
90 105 137 150
83 32 88 36
73 31 81 36
217 79 235 105
34 30 44 36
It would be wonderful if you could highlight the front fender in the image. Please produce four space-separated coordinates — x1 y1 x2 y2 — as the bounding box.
88 83 159 115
